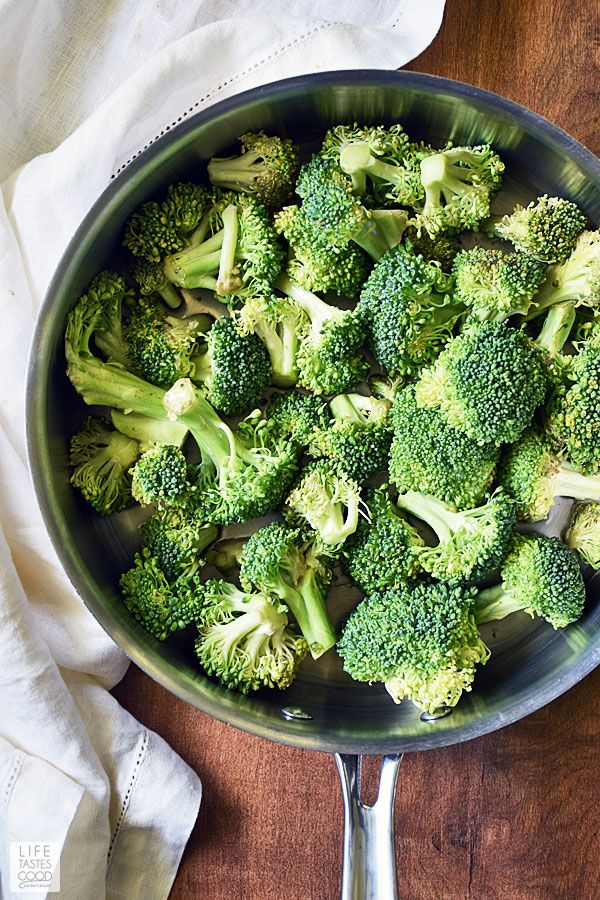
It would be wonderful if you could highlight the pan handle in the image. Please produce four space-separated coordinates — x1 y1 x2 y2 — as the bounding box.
334 753 403 900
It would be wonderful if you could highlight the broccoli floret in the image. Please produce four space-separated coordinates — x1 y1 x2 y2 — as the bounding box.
235 293 308 388
452 247 547 323
124 182 209 262
338 581 489 713
566 503 600 570
492 195 587 263
320 123 414 199
309 392 392 483
87 271 134 367
498 425 600 521
266 390 328 448
133 259 182 309
402 229 460 272
194 579 308 693
284 460 364 552
344 487 424 592
110 409 188 451
476 533 585 629
531 230 600 316
130 444 189 507
69 417 139 515
207 131 299 209
414 145 505 237
277 275 369 395
124 294 210 388
395 489 516 584
535 302 577 359
295 156 408 260
357 244 462 376
552 335 600 475
193 315 271 415
239 523 335 658
163 192 284 299
163 378 298 524
389 385 499 509
274 204 371 299
415 322 548 446
141 506 217 581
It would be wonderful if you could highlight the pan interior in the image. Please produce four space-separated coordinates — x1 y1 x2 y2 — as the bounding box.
28 73 600 754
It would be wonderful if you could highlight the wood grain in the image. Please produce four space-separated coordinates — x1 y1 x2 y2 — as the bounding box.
113 3 600 897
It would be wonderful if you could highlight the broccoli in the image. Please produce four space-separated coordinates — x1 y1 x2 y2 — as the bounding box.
452 247 547 323
119 550 206 639
413 144 504 237
266 390 328 448
163 378 298 524
239 523 335 658
535 302 577 359
207 131 299 209
69 417 139 515
206 538 247 573
475 533 585 629
274 204 371 299
130 444 189 508
124 294 211 388
357 243 462 376
141 506 217 581
163 192 284 299
194 579 308 692
395 489 516 584
551 334 600 476
389 385 499 509
193 315 271 415
284 460 364 552
277 275 369 395
344 487 424 592
88 271 134 367
498 425 600 521
124 182 209 262
530 230 600 317
235 292 308 388
338 581 489 713
415 322 548 446
320 123 414 199
133 259 182 309
295 156 408 260
309 392 392 483
110 409 188 450
491 195 587 263
566 503 600 570
402 229 460 272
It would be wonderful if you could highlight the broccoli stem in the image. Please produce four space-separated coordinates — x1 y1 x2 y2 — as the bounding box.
536 303 576 355
208 152 262 191
277 274 344 334
162 379 233 480
216 204 241 296
163 248 223 289
282 572 336 658
320 495 361 545
159 281 184 309
475 584 522 624
352 212 407 261
110 409 188 450
420 154 474 206
554 464 600 502
68 356 169 419
329 394 365 424
395 491 457 543
189 212 212 247
339 143 410 190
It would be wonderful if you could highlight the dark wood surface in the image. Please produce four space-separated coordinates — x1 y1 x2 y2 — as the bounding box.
113 3 600 897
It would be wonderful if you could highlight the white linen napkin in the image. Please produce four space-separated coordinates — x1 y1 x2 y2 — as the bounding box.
0 2 445 897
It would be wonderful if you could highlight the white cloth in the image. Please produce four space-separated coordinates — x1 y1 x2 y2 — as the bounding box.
0 2 445 898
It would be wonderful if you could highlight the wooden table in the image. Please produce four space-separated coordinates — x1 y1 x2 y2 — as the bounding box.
114 3 600 897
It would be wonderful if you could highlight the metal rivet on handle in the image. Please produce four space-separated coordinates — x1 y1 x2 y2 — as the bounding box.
420 707 452 722
280 706 313 721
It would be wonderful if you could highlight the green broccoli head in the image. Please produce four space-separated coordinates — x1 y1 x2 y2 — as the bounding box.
415 322 548 446
69 417 140 515
389 385 499 509
133 259 182 310
344 487 424 593
553 337 600 476
395 489 516 584
320 123 413 199
358 243 461 376
239 522 335 658
207 131 300 209
275 204 372 299
476 533 585 629
194 579 308 693
130 444 189 507
87 271 134 368
194 315 271 415
414 145 505 237
498 425 600 521
235 292 307 388
124 182 208 262
266 390 328 449
141 505 218 581
567 503 600 570
402 229 460 273
493 195 587 263
309 393 393 484
338 581 489 713
284 459 364 553
452 247 547 323
119 550 205 640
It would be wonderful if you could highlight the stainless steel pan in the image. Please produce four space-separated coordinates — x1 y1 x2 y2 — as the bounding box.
26 71 600 899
